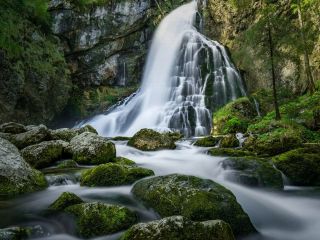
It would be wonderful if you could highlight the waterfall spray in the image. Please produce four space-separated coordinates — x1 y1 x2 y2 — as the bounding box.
84 1 246 137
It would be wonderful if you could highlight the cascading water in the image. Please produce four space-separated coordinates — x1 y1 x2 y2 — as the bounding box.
85 1 246 137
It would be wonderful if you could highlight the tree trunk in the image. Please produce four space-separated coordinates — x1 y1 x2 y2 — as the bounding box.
267 17 281 120
297 0 315 94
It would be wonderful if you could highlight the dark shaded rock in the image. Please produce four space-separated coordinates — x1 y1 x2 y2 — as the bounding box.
56 159 78 169
209 148 254 157
0 122 26 134
132 174 256 236
194 136 222 147
121 216 235 240
128 129 176 151
0 227 29 240
222 157 283 189
220 134 239 148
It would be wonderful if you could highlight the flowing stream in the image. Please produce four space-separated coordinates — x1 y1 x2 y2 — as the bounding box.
1 141 320 240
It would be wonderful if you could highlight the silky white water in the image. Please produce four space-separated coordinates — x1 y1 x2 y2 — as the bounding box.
84 1 245 137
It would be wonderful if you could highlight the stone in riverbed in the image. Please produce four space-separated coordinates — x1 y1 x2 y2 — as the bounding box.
0 122 26 134
80 162 154 187
208 148 254 157
0 137 47 196
221 157 283 189
21 140 68 169
121 216 235 240
50 125 98 142
272 146 320 186
0 227 29 240
219 134 239 148
67 132 116 164
56 159 78 169
128 129 176 151
65 202 137 238
194 136 222 147
132 174 256 236
49 192 84 211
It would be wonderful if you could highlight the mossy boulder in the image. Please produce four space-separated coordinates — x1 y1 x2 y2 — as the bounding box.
50 125 98 142
121 216 235 240
67 132 116 164
273 146 320 186
21 140 68 169
212 97 256 135
7 125 50 149
132 174 256 236
244 129 303 156
128 129 176 151
65 202 137 238
80 163 154 187
0 137 47 196
208 148 254 157
115 157 136 166
0 227 29 240
0 122 26 134
56 159 78 169
49 192 84 211
220 134 239 148
221 157 283 189
194 136 222 147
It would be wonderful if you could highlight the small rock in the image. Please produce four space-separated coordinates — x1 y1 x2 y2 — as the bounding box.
121 216 235 240
128 129 176 151
0 227 29 240
194 136 222 147
56 159 78 169
49 192 84 211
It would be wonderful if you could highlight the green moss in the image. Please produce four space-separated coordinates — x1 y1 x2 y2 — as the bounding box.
273 146 320 186
208 148 254 157
49 192 84 211
65 202 137 238
194 136 221 147
132 174 256 236
220 134 240 148
56 160 78 169
213 97 256 135
114 157 136 166
80 163 154 187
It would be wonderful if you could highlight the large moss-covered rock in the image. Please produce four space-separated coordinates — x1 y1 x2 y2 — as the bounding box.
49 192 84 211
194 136 222 147
128 129 176 151
21 140 68 169
0 137 47 196
80 163 154 187
121 216 235 240
212 98 256 135
7 125 50 149
50 125 97 142
65 202 137 238
132 174 256 236
222 157 283 189
244 129 303 156
219 134 240 148
0 227 29 240
0 122 26 134
273 146 320 186
67 132 116 164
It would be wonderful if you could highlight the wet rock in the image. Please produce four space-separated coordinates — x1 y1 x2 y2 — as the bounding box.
50 125 98 142
45 173 78 186
208 148 254 157
194 136 222 147
273 146 320 186
121 216 235 240
222 157 283 189
8 125 50 149
132 174 256 236
56 159 78 169
0 137 47 196
0 227 29 240
128 129 176 151
49 192 84 211
21 140 68 169
80 162 154 187
219 134 240 148
67 132 116 164
65 202 137 238
0 122 26 134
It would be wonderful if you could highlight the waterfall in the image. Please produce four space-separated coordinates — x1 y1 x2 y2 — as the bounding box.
85 1 246 137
